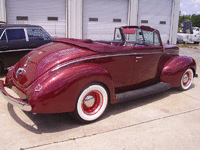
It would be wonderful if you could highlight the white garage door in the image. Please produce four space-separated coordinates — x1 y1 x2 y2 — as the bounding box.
6 0 66 38
83 0 128 40
138 0 172 44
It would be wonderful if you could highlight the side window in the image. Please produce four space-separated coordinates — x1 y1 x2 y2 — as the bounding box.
114 28 122 40
143 30 153 45
27 28 51 41
154 32 161 46
6 29 25 41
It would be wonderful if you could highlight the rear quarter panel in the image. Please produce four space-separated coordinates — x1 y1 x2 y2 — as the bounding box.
29 63 115 114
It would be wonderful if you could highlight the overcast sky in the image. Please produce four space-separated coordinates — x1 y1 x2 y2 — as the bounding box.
180 0 200 15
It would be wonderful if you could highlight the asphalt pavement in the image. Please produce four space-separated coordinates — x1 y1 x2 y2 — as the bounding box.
0 46 200 150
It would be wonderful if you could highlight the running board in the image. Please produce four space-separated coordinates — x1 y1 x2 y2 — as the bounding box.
116 82 172 103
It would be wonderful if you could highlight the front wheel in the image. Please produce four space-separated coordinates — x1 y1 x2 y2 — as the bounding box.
180 68 194 90
73 83 108 123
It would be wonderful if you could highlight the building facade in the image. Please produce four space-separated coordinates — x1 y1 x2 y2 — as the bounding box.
0 0 180 44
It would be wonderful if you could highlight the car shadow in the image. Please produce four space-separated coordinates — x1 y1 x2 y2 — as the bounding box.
103 88 183 118
7 83 196 134
7 103 79 134
103 83 196 118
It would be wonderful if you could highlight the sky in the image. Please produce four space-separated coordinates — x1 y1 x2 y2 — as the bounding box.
180 0 200 15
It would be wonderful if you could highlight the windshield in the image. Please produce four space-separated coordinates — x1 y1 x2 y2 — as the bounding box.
123 28 143 41
122 28 161 46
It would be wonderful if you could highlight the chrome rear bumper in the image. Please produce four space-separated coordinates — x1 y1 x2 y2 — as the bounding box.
0 80 32 111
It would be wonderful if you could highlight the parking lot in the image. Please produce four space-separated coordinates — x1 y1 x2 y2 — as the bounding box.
0 46 200 150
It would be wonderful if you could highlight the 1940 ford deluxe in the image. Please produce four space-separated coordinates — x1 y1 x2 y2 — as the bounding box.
0 26 198 123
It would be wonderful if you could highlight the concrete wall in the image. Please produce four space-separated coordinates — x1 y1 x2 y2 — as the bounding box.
67 0 83 39
0 0 6 23
128 0 138 26
169 0 180 44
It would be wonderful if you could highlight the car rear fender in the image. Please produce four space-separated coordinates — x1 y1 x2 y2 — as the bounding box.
29 63 116 114
160 56 196 87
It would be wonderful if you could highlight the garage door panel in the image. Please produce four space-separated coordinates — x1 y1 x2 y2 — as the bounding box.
6 0 66 38
83 0 128 40
138 0 172 44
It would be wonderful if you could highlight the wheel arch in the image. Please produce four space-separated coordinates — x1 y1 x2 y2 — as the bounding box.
81 81 111 104
190 67 196 77
160 56 196 87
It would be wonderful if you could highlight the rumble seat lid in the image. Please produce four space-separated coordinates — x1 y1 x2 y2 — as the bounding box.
13 42 95 88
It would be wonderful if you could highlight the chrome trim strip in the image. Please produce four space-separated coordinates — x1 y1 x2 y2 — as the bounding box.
52 51 162 71
24 28 29 41
0 29 8 42
24 56 31 67
0 48 32 53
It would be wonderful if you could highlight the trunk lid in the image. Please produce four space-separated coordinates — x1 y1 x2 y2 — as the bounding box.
13 42 95 88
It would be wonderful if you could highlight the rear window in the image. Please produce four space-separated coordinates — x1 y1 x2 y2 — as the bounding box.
27 27 51 40
123 28 143 41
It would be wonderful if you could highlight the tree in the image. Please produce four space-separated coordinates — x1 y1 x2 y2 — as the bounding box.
179 13 200 27
191 14 200 27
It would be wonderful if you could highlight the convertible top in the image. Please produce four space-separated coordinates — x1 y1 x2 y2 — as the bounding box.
53 38 134 53
53 26 159 53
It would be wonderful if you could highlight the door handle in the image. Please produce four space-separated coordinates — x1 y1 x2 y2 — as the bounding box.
136 56 143 59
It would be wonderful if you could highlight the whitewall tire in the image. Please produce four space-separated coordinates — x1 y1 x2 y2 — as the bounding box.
73 83 108 123
180 68 194 90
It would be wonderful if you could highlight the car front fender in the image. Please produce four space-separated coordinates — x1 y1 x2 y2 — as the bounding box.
160 56 196 87
29 63 116 114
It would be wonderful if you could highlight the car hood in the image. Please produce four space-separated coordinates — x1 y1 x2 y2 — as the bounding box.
13 42 95 88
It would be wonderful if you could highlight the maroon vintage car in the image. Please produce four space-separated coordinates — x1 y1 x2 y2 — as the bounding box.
0 26 198 123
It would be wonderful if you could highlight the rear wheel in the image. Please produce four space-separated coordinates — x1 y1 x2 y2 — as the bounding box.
180 68 194 90
73 83 108 123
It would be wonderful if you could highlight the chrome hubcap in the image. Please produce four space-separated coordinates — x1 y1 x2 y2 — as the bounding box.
183 74 189 84
84 95 95 107
82 91 103 115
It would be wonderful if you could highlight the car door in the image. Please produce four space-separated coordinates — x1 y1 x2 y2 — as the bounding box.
131 31 163 86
